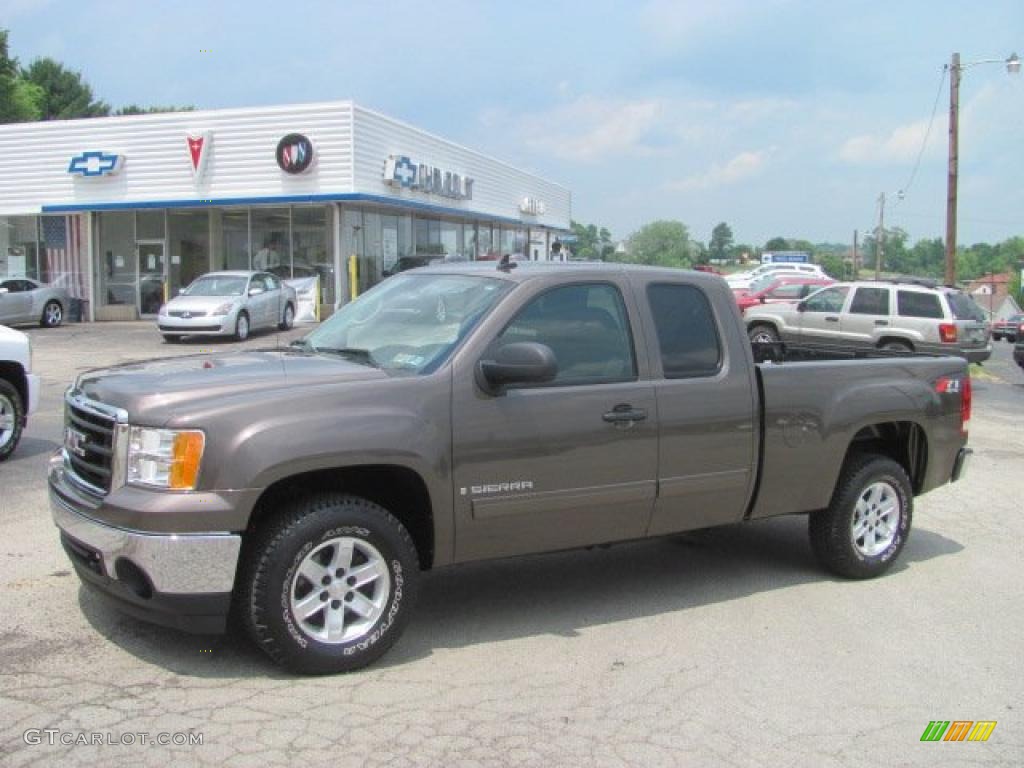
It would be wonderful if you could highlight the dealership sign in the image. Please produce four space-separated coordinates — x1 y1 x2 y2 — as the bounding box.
383 155 474 200
186 132 212 180
519 197 546 215
67 151 124 177
276 133 315 174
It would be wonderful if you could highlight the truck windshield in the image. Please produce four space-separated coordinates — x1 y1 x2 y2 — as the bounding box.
301 274 510 374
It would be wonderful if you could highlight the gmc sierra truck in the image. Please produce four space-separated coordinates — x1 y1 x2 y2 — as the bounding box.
49 263 972 673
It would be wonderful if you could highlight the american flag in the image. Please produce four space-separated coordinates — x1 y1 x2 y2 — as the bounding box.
43 215 86 300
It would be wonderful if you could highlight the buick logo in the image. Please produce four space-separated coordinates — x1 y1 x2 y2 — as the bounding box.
276 133 314 174
66 427 88 458
182 311 192 319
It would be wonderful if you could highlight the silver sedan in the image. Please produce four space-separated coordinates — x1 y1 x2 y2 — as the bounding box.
0 278 71 327
157 271 298 342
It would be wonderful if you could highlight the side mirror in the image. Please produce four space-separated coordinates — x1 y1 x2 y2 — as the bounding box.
796 302 807 312
248 287 265 296
177 287 185 295
759 295 766 304
477 342 557 394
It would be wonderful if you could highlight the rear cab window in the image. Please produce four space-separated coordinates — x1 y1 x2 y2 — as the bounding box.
647 283 722 378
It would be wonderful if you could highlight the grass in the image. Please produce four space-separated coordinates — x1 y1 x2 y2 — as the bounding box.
969 363 999 381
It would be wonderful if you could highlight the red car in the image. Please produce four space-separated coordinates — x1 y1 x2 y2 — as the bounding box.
991 314 1024 342
735 277 835 314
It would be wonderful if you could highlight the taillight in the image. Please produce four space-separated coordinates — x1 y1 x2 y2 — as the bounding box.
936 375 970 436
938 323 958 343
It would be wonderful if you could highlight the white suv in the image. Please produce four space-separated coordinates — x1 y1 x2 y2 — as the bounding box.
0 325 40 460
727 262 827 291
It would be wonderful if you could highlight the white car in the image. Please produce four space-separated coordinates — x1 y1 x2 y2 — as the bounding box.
726 263 827 291
0 324 40 460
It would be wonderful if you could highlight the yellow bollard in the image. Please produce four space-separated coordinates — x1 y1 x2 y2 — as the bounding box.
348 254 359 301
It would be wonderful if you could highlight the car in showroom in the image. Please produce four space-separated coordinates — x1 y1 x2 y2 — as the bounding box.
735 276 835 314
0 277 70 328
991 313 1024 342
157 271 297 342
745 279 991 362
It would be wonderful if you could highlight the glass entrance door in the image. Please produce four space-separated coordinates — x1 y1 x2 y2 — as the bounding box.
137 241 165 315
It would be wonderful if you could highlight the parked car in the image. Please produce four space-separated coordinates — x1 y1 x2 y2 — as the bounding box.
0 278 70 328
50 263 971 673
0 324 40 460
726 262 828 291
745 279 991 362
157 271 297 342
991 313 1024 342
735 277 836 314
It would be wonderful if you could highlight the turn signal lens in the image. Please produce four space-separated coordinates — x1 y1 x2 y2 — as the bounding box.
169 431 206 490
938 323 958 343
935 376 970 436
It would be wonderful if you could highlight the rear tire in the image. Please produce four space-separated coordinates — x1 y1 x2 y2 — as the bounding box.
880 340 913 353
240 493 419 674
278 303 295 331
809 454 912 579
0 379 25 462
235 312 250 341
748 324 780 344
40 300 63 328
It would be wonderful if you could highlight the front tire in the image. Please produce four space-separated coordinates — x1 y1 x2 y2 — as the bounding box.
241 493 419 674
40 300 63 328
0 379 25 462
235 311 250 341
809 454 912 579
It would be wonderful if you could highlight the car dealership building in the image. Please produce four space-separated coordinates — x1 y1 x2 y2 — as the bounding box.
0 101 571 320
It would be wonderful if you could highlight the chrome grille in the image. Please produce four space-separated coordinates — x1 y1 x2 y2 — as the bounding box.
169 310 207 318
64 391 128 496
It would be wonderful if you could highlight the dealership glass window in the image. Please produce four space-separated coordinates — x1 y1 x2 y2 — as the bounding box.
362 211 383 287
462 222 477 260
213 209 250 271
292 205 334 305
440 220 460 259
136 210 165 241
342 208 364 296
251 207 290 275
380 215 400 274
477 223 494 260
0 215 41 280
499 227 516 257
96 211 136 306
167 210 210 295
415 217 442 255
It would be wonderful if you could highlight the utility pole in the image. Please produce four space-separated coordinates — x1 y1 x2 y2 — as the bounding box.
852 229 859 280
945 52 960 286
875 193 885 280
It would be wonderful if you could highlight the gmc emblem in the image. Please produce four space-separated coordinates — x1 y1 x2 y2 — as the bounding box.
66 427 88 458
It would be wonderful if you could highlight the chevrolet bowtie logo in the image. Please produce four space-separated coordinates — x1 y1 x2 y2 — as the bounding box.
68 151 124 177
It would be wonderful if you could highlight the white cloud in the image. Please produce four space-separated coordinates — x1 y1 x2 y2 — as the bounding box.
515 97 666 162
665 149 772 191
839 118 937 165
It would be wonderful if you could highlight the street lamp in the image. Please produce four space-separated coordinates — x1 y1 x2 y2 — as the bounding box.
944 51 1020 286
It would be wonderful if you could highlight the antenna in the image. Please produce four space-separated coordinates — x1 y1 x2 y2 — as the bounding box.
497 254 518 272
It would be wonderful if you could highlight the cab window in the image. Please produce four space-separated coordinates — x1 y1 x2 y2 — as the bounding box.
849 287 891 315
802 286 849 313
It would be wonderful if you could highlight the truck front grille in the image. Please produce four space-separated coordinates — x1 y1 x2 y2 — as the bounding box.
64 392 127 496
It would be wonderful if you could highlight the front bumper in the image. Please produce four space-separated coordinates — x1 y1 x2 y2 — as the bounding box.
49 459 241 633
157 313 234 336
962 344 992 364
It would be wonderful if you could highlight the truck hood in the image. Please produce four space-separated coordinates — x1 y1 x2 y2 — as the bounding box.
76 348 388 423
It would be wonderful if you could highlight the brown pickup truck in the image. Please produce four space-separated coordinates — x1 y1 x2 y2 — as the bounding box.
50 263 972 673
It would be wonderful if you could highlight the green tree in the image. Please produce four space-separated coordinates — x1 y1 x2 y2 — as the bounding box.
115 104 195 115
22 57 109 119
0 29 42 122
817 253 846 280
569 220 614 260
708 222 733 263
622 220 691 268
764 236 789 252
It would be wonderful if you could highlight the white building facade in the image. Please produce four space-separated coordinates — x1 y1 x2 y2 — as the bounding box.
0 101 571 320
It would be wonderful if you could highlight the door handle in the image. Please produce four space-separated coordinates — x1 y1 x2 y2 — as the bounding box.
874 320 889 326
825 316 839 323
602 404 648 423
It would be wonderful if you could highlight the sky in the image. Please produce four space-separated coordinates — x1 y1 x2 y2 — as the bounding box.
4 0 1023 247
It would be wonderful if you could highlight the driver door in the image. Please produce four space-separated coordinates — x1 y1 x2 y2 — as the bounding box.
797 285 851 343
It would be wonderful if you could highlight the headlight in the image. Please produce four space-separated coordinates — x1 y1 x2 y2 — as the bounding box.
127 427 205 490
211 302 235 316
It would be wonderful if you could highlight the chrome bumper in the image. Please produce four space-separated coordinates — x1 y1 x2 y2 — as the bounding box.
50 483 242 595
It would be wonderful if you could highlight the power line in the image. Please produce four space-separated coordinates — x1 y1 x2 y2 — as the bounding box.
897 66 948 203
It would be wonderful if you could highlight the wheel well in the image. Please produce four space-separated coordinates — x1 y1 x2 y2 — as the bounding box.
0 363 27 408
246 465 435 569
877 336 915 350
845 421 928 493
747 320 778 334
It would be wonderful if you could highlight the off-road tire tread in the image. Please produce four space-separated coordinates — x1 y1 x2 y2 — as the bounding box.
0 379 24 461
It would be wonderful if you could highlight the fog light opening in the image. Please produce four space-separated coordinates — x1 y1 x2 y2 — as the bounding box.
114 558 154 600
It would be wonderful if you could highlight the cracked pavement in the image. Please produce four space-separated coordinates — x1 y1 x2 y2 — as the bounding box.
1 323 1021 766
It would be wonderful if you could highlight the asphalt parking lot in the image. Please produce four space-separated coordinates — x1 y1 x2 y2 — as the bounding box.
1 322 1022 767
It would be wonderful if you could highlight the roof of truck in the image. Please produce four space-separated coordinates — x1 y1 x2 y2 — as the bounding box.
414 260 724 284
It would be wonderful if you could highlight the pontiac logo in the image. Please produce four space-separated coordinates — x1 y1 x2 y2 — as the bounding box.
66 427 89 458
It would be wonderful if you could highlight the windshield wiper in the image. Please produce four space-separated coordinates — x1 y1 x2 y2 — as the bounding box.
309 346 380 368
